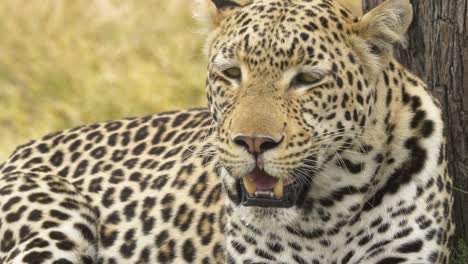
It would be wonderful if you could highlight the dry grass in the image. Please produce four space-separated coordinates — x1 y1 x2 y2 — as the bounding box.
0 0 207 160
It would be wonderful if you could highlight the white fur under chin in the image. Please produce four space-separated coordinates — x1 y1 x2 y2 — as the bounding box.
231 200 303 228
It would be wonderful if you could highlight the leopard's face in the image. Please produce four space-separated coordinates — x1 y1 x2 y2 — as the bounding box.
205 0 376 225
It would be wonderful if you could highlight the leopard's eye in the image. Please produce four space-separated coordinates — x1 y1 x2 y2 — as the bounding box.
223 67 242 80
290 72 321 88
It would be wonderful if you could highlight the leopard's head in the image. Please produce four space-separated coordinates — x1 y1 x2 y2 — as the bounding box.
195 0 413 225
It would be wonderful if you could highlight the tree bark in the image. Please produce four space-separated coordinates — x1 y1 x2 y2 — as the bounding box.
363 0 468 243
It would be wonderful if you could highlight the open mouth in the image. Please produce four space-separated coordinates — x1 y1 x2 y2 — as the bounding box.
239 167 305 208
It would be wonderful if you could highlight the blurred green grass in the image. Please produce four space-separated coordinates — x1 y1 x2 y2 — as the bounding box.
452 239 468 264
0 0 207 160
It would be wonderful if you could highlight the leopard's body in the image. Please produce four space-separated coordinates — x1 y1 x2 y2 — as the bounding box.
0 0 455 263
0 110 226 264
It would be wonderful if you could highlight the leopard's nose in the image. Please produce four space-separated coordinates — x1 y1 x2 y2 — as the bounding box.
233 135 283 155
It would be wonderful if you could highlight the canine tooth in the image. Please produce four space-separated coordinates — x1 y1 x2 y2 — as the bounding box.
243 176 256 195
273 177 284 199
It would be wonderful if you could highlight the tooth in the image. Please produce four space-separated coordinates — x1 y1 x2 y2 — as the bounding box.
243 176 256 196
273 177 284 199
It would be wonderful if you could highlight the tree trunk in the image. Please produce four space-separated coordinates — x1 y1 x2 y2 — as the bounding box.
363 0 468 243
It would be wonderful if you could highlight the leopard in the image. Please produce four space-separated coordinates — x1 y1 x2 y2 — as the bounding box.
0 0 455 263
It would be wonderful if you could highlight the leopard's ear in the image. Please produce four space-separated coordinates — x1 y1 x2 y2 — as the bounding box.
350 0 413 71
336 0 363 17
194 0 250 30
354 0 413 57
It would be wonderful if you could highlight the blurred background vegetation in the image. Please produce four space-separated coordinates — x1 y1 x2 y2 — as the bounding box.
0 0 207 160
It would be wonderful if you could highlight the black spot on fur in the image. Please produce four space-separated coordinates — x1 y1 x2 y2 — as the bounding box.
376 257 407 264
397 239 423 253
183 239 196 262
364 137 426 211
23 251 52 264
255 248 276 261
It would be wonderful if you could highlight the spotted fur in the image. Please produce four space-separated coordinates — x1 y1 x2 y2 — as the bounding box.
0 0 454 263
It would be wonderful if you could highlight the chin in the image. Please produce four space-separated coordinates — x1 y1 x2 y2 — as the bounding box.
220 163 313 229
234 204 303 228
